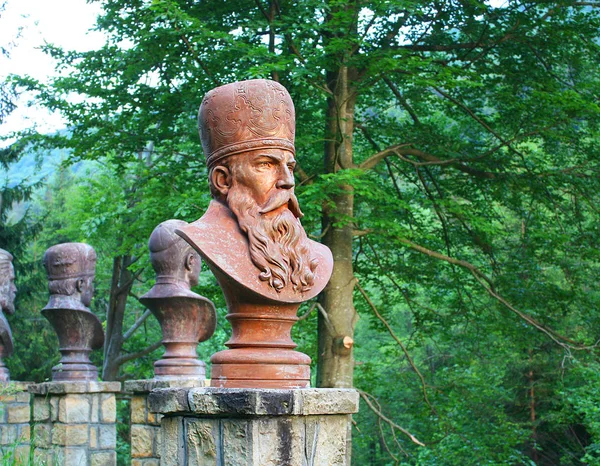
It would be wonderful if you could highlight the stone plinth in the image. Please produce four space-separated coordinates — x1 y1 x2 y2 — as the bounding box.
149 387 359 466
124 378 207 466
29 381 121 466
0 382 32 463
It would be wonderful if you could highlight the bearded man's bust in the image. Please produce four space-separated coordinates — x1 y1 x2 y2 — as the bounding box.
177 79 333 388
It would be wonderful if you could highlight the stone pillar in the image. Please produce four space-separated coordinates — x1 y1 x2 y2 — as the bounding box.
29 381 121 466
0 382 31 462
124 379 207 466
149 387 359 466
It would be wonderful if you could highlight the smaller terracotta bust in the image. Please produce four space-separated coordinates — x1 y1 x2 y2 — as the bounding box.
0 249 17 382
140 220 216 379
42 243 104 381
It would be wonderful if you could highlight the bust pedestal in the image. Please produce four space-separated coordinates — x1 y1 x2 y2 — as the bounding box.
149 387 358 466
42 306 104 381
140 292 216 379
208 268 311 388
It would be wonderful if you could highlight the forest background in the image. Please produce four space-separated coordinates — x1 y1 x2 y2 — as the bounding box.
2 1 600 465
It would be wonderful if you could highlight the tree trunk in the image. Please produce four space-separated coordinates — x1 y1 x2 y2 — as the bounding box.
317 64 359 389
102 255 134 380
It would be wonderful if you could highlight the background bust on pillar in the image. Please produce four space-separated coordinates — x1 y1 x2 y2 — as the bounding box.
177 79 333 388
43 243 97 312
0 249 17 381
140 220 216 379
42 243 104 381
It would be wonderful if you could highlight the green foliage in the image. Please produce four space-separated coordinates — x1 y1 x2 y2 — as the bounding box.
116 397 130 466
7 0 600 464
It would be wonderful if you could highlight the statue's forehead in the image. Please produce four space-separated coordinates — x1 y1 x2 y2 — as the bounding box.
233 148 295 164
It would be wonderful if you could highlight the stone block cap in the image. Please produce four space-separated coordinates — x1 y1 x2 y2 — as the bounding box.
124 378 207 394
149 387 359 417
28 381 122 395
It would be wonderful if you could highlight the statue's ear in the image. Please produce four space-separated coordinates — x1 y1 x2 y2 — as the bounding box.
185 253 196 272
211 165 231 197
76 278 84 293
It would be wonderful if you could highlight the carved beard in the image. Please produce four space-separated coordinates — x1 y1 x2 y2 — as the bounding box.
0 283 13 315
227 183 318 293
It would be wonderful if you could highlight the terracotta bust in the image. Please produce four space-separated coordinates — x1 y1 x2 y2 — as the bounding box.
42 243 104 381
177 79 333 388
140 219 216 379
0 249 17 382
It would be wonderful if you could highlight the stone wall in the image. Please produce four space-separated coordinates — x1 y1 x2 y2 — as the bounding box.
149 387 359 466
0 382 31 463
29 381 121 466
125 378 207 466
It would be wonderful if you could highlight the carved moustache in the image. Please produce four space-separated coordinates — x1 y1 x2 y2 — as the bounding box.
259 190 304 219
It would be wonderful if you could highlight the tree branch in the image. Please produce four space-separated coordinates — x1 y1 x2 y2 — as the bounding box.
432 86 507 142
359 144 497 179
123 309 152 341
359 390 425 446
395 236 495 288
383 77 421 125
294 162 313 185
309 223 331 240
114 341 162 366
359 143 412 171
173 24 220 87
116 266 146 296
297 301 317 321
316 302 336 335
469 271 596 352
430 86 528 163
394 235 598 351
253 0 269 21
296 300 337 336
356 280 436 414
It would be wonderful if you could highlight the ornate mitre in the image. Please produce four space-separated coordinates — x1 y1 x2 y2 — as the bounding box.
43 243 96 281
198 79 295 168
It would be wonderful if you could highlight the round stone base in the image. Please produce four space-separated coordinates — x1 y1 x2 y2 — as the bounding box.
210 349 311 388
52 363 98 381
154 358 206 379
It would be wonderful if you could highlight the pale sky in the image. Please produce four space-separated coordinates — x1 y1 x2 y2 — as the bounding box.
0 0 105 139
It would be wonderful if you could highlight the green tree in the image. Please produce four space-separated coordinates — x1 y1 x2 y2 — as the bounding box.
15 0 600 463
0 0 50 382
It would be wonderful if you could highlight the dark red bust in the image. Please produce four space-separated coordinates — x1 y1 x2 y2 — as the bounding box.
177 79 333 388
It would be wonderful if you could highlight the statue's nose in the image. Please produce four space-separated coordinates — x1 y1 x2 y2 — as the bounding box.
276 166 295 189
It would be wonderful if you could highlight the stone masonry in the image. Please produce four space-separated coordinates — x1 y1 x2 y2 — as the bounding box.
149 387 359 466
124 378 207 466
0 382 31 463
29 381 121 466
